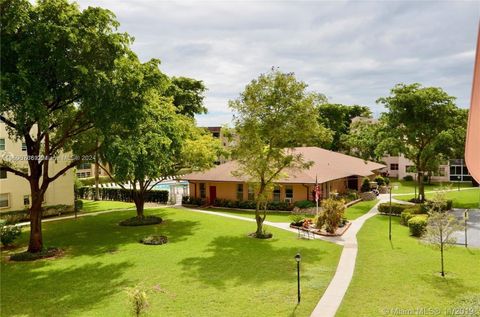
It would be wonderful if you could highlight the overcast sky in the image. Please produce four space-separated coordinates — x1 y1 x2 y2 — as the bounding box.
78 0 479 126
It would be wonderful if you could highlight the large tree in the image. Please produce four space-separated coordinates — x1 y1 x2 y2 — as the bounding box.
229 69 331 238
0 0 147 252
317 103 372 151
376 83 460 201
341 118 384 161
165 77 208 118
101 95 222 219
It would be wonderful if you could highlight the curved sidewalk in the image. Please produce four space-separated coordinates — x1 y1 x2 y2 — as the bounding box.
310 194 394 317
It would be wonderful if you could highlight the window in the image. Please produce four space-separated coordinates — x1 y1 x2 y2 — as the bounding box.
21 142 27 151
237 184 244 201
77 162 91 170
405 165 417 173
0 169 6 179
285 185 293 200
0 193 9 208
23 195 30 206
0 138 5 150
390 163 399 171
199 183 206 199
436 167 446 176
248 186 255 201
273 186 281 202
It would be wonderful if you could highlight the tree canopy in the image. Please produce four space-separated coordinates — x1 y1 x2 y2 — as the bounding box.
376 83 461 201
229 69 328 237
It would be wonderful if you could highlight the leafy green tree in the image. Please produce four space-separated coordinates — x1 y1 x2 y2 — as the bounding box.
102 98 222 218
341 118 383 161
166 77 207 117
376 83 460 202
229 69 329 237
317 103 372 151
0 0 146 253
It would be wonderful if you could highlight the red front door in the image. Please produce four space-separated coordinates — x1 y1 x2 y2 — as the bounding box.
209 186 217 204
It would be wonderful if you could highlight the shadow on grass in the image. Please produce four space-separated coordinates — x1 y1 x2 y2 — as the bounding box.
0 261 133 317
5 209 200 258
420 272 480 300
180 235 328 289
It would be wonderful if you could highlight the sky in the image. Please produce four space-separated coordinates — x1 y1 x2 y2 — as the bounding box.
77 0 480 126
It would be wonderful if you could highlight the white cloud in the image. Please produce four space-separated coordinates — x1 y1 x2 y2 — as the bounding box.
77 0 480 124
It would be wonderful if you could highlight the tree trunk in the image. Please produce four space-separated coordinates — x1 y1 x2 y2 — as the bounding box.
133 193 145 218
255 200 264 236
94 142 100 201
440 242 445 277
417 172 425 202
28 192 44 253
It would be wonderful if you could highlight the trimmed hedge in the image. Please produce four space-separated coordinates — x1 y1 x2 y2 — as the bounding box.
78 176 111 186
119 216 162 226
76 187 168 204
0 204 73 225
211 198 293 211
182 196 207 206
294 200 315 209
378 202 413 216
408 215 428 237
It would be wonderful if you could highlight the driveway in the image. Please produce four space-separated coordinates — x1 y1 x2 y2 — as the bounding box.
451 208 480 248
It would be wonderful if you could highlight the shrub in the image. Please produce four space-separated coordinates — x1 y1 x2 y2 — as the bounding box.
408 215 428 237
140 235 168 245
400 211 413 226
0 205 73 225
182 196 206 206
126 285 149 317
294 200 315 209
119 216 162 226
384 178 390 185
0 224 22 246
317 198 345 233
361 178 371 193
403 175 414 181
377 202 413 216
76 187 168 203
375 176 385 186
424 199 453 212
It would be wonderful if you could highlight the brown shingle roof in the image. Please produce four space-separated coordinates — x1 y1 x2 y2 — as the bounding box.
183 147 385 184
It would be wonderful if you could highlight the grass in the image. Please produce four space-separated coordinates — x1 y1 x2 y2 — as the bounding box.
337 215 480 317
344 200 378 220
80 199 135 213
1 207 341 317
395 188 480 209
389 178 474 195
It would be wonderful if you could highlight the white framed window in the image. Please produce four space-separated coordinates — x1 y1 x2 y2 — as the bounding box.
23 195 30 206
21 142 27 151
273 186 281 202
0 138 5 151
0 169 6 179
248 185 255 201
285 185 293 199
0 193 9 208
390 163 399 171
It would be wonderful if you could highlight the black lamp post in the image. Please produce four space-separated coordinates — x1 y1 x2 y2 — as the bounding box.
295 253 301 303
389 185 392 241
464 210 469 247
458 176 461 191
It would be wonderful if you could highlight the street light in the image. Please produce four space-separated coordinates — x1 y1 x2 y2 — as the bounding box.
389 185 392 240
295 253 301 303
458 176 461 191
464 210 469 247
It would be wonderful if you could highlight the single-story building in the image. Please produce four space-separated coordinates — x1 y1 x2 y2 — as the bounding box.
183 147 385 204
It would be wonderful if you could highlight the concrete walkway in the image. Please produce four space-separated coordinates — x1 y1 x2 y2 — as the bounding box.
15 205 167 227
310 194 397 317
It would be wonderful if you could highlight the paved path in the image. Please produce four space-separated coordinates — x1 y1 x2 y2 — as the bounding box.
392 186 479 197
310 194 397 317
451 208 480 247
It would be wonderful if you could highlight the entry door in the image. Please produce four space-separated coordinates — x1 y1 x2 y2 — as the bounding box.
209 186 217 204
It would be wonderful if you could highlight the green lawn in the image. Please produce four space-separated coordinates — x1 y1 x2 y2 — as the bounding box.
344 200 378 220
80 199 136 213
395 188 480 209
389 178 474 195
337 215 480 317
1 208 341 317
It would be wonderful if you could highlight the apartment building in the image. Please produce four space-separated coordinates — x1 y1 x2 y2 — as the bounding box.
0 123 75 212
382 155 472 182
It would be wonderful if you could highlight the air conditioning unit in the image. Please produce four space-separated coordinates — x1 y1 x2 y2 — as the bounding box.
284 198 292 203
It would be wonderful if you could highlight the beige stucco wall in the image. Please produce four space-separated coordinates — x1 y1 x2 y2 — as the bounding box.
188 180 354 203
0 123 74 212
382 155 450 181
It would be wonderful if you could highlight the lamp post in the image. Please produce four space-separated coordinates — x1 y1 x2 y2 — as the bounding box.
458 176 461 191
389 185 392 240
295 253 301 303
464 210 469 247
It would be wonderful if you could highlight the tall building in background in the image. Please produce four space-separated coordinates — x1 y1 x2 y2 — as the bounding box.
0 122 74 212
